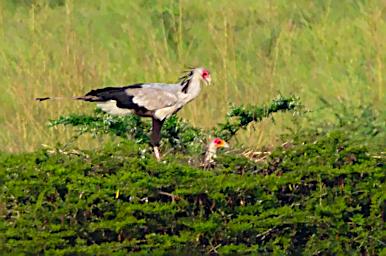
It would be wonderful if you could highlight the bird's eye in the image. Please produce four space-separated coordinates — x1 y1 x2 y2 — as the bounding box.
213 138 221 144
202 70 209 78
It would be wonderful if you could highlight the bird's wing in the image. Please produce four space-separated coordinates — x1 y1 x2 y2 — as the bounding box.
127 88 178 111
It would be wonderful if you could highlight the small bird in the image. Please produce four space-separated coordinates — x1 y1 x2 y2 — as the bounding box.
36 67 212 160
202 138 229 168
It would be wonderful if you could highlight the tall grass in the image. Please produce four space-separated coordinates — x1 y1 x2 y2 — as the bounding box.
0 0 385 152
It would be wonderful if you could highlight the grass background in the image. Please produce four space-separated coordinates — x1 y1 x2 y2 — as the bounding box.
0 0 385 152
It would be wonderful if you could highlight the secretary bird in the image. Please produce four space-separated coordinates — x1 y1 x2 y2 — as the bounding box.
36 67 211 160
202 138 229 168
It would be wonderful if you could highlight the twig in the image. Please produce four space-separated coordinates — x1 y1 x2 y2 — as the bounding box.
208 242 221 254
158 191 181 202
256 227 276 241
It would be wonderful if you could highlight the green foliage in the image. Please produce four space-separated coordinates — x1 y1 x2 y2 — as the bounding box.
214 95 301 141
49 108 150 143
327 103 385 151
289 101 386 153
49 110 204 154
49 95 301 152
1 109 384 255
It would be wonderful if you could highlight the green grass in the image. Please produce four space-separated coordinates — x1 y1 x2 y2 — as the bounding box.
0 0 385 152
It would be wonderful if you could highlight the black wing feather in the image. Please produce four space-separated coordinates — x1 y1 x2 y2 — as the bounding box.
83 83 145 109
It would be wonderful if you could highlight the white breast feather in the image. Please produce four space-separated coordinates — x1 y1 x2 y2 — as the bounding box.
154 106 179 120
97 100 133 115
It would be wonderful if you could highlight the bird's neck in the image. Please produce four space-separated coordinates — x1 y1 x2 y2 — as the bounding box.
180 73 202 99
204 143 217 164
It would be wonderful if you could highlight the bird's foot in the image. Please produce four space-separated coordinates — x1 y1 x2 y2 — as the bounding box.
154 146 161 161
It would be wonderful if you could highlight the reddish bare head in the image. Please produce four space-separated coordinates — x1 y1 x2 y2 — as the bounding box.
211 138 229 149
195 67 211 85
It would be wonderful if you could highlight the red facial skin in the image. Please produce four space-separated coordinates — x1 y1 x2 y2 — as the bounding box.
201 69 210 80
213 138 222 145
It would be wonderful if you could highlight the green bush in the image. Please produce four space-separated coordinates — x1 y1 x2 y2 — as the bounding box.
1 106 384 255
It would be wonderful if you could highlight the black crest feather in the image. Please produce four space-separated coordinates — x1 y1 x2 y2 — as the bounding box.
179 67 195 93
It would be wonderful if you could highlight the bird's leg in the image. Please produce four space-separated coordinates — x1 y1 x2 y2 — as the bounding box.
150 118 164 161
153 146 161 161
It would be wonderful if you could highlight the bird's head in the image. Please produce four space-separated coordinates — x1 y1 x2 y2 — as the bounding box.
196 67 211 85
210 138 229 149
203 137 229 168
179 67 211 87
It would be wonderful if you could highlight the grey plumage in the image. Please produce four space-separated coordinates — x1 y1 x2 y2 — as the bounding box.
36 67 212 161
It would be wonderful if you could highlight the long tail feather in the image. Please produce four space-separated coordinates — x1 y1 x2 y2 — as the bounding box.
35 97 51 101
35 96 72 101
35 95 100 102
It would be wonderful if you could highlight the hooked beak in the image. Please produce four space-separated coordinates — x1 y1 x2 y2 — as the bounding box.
217 141 229 149
204 76 212 85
